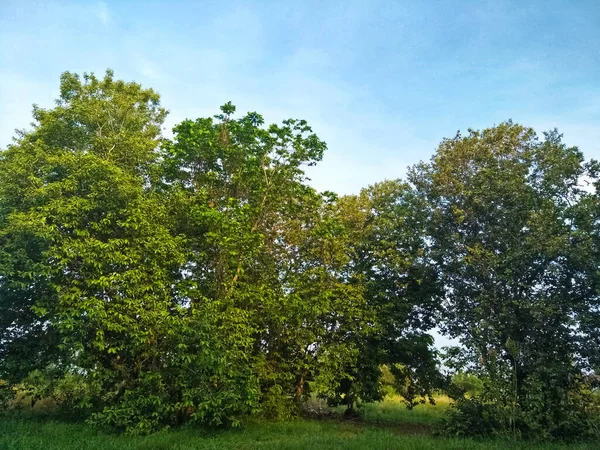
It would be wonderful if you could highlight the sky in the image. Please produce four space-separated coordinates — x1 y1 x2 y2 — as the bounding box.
2 0 599 195
1 0 599 349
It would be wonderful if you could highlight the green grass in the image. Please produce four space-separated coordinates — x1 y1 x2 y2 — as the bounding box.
0 416 594 450
0 396 595 450
355 394 451 425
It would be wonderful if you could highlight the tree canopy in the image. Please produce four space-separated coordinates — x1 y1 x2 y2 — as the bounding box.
411 123 600 438
0 71 599 439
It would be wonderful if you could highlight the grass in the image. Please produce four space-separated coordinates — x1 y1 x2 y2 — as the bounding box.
1 417 594 450
355 394 452 425
0 396 595 450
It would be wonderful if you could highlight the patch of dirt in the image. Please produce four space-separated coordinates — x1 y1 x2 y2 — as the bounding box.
337 415 436 436
378 422 435 436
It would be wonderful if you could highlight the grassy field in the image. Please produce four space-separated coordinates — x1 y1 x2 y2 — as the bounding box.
354 394 451 425
0 397 595 450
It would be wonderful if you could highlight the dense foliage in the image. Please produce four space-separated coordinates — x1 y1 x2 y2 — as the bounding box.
0 71 598 439
411 124 600 439
0 71 439 433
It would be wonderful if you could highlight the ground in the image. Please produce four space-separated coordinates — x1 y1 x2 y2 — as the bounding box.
0 396 595 450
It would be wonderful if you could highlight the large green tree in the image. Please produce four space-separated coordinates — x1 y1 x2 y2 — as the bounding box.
160 104 371 417
411 122 600 439
0 69 171 382
0 72 258 433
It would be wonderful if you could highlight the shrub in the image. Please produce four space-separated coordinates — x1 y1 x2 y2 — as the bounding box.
0 380 15 412
441 375 600 441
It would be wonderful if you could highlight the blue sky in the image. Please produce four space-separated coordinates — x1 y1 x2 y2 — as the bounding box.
1 0 599 194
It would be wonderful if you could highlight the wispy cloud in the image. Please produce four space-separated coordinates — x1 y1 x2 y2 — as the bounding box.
2 0 600 192
136 56 163 80
96 1 110 27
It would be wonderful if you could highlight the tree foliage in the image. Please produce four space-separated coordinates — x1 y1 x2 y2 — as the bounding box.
332 181 442 409
0 71 440 432
1 71 599 440
411 122 600 439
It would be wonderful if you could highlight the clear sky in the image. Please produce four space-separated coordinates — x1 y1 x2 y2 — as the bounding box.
1 0 599 195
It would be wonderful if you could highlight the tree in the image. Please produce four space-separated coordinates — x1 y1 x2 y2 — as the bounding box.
411 122 600 439
0 69 169 383
0 72 258 433
161 104 371 417
331 180 442 410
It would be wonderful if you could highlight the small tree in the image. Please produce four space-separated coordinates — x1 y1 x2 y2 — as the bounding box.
330 180 442 410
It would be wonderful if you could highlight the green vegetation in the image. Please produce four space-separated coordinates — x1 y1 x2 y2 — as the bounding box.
1 70 599 444
0 395 590 450
0 406 592 450
353 394 451 425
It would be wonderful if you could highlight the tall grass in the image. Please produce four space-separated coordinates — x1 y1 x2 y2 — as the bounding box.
0 395 595 449
355 394 452 425
0 404 600 450
0 416 594 450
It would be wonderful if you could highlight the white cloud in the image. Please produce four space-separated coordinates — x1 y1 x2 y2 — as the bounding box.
96 1 110 27
136 56 163 80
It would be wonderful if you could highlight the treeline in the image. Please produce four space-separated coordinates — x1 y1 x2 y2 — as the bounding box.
0 71 599 439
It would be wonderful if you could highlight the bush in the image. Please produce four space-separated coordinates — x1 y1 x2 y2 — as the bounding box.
441 376 600 441
449 372 484 397
441 396 516 438
0 380 15 412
